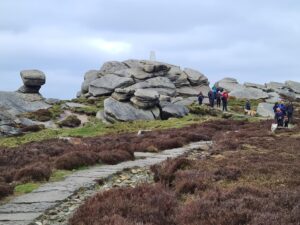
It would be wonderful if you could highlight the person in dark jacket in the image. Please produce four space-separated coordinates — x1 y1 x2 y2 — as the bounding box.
273 102 279 113
208 90 215 107
286 101 294 123
198 92 204 105
216 91 221 108
275 108 284 127
245 100 251 111
222 91 229 111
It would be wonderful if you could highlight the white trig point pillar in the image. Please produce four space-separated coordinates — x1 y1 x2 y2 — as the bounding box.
150 51 156 61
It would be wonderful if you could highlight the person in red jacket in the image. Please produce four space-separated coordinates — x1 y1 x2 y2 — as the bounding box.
222 91 229 111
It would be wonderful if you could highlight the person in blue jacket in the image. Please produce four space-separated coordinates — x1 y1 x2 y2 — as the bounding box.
278 101 286 115
273 102 279 113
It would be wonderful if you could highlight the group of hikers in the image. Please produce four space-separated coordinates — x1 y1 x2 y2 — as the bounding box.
197 86 229 111
197 85 295 129
273 101 294 128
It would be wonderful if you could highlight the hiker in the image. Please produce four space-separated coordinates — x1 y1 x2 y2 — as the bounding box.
222 91 229 111
216 91 222 108
278 101 286 115
208 90 215 108
198 92 204 105
245 100 251 111
275 108 284 127
273 102 279 113
286 101 294 123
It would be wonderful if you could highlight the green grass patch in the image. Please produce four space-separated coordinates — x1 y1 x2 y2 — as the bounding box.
71 97 106 109
228 97 263 113
50 170 72 182
14 183 40 194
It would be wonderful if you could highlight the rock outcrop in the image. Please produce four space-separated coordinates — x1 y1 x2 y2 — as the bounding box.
215 78 300 101
257 103 275 118
1 70 50 136
78 59 209 122
215 77 242 92
103 97 160 122
18 70 46 94
0 91 50 136
89 74 134 97
285 80 300 94
229 87 269 100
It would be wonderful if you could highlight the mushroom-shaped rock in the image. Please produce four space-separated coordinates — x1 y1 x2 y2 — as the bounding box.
20 70 46 86
18 70 46 94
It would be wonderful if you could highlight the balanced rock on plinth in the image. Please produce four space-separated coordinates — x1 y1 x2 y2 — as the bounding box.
18 70 46 94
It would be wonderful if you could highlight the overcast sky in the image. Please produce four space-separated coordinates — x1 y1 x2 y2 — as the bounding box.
0 0 299 99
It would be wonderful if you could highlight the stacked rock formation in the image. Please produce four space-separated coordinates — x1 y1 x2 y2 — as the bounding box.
214 77 300 117
18 70 46 94
78 59 211 122
1 70 50 136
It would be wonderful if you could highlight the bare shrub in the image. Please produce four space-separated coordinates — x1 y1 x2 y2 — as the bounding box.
0 183 14 200
14 163 51 182
69 184 177 225
151 158 192 187
55 151 99 170
99 150 134 165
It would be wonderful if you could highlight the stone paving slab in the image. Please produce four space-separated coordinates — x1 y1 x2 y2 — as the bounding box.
0 221 29 225
0 203 56 213
0 212 41 221
0 141 212 225
11 191 72 204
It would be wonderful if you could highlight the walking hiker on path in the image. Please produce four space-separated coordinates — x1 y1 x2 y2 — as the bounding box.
222 91 229 111
286 101 294 124
198 92 204 105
